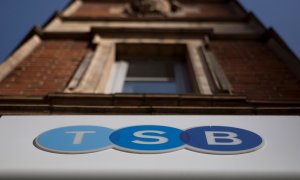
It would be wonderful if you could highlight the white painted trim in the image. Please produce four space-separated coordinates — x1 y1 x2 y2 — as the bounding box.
65 51 94 93
106 61 129 94
74 42 114 93
0 35 41 82
62 0 82 16
44 21 256 35
201 47 232 94
44 17 62 31
187 43 212 95
104 63 117 94
111 61 129 93
92 35 102 45
94 42 116 93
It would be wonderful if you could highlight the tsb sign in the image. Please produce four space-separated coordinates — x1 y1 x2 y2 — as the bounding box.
34 125 264 155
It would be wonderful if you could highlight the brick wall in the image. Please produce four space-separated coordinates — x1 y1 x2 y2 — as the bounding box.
183 4 235 18
71 2 235 18
211 41 300 101
0 40 89 96
72 2 126 18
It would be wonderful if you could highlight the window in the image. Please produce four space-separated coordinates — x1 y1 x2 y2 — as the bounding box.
65 41 229 95
123 58 191 94
106 44 193 94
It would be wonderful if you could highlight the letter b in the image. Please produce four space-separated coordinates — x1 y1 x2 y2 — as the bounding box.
181 126 263 154
205 131 242 145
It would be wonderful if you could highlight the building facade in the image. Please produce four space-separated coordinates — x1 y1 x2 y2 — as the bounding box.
1 1 300 179
0 0 300 115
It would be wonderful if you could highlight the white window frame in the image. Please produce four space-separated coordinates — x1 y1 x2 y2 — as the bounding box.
105 61 129 93
105 60 192 94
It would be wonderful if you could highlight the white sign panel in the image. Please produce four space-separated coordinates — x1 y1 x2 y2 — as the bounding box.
0 115 300 179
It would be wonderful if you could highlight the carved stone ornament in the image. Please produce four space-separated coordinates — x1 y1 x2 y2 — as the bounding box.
125 0 181 17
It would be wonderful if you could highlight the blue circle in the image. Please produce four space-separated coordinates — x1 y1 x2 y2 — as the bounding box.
110 125 184 153
35 126 114 154
181 126 264 154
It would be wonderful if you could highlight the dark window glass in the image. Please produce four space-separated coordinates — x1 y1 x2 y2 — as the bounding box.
122 58 192 94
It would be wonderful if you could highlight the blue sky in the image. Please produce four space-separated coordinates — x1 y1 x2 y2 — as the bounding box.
240 0 300 59
0 0 69 63
0 0 299 63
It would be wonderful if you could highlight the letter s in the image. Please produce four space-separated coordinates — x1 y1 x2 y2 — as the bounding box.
132 130 169 145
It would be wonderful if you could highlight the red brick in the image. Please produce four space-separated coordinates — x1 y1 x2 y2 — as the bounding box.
0 40 89 96
71 2 237 18
211 41 300 101
72 2 126 18
184 3 236 18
